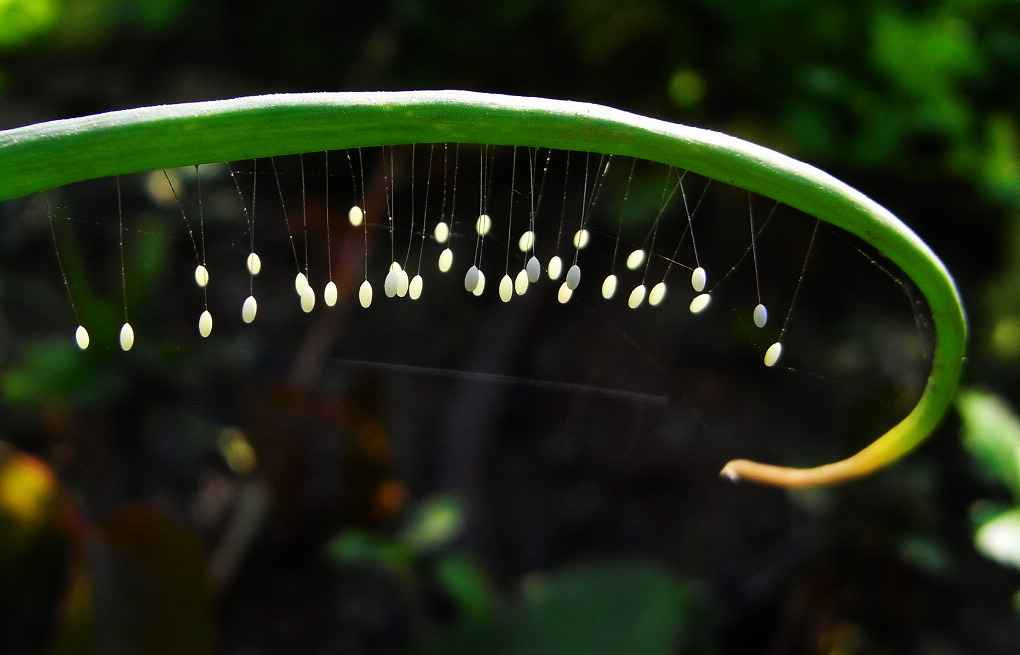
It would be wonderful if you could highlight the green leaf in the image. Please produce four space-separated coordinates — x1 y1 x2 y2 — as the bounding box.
413 560 709 655
402 495 464 552
0 0 59 49
432 555 494 623
0 91 968 487
975 507 1020 571
325 528 414 572
0 340 127 406
957 389 1020 499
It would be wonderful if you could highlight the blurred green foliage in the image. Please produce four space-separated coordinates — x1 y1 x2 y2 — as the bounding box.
328 497 709 654
958 389 1020 607
0 0 58 50
958 388 1020 617
958 389 1020 498
413 561 708 655
327 496 496 623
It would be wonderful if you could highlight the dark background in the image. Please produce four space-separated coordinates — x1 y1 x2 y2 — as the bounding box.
1 1 1020 653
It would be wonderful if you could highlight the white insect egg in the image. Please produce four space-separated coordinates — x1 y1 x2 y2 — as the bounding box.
649 282 667 306
300 285 315 313
547 255 563 280
557 282 573 304
518 230 535 252
601 274 618 299
764 342 783 367
438 248 454 272
526 256 541 283
626 249 646 270
464 265 480 293
434 221 450 244
753 303 768 328
499 274 513 302
396 269 410 297
295 272 309 294
472 270 486 296
119 322 135 351
475 213 492 236
514 269 529 295
194 264 209 288
572 229 590 249
246 252 262 276
242 295 258 323
324 280 338 307
409 275 423 299
198 310 213 337
628 284 647 309
689 293 712 314
359 280 373 308
691 266 707 292
75 325 90 350
348 205 364 227
565 264 581 290
384 268 399 297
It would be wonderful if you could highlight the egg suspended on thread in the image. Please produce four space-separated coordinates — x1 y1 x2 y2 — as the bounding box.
246 252 261 275
396 269 409 297
75 325 90 350
557 282 573 304
242 295 258 323
514 269 530 295
572 229 590 249
198 310 213 337
648 282 667 306
565 264 581 290
472 270 486 296
626 249 646 270
324 280 338 307
753 303 768 328
384 262 400 298
764 342 783 367
689 293 712 314
601 274 618 300
300 285 315 312
295 272 309 295
464 265 480 293
547 255 563 280
691 266 707 292
409 274 423 300
438 248 453 272
526 256 541 283
383 272 398 298
348 205 364 227
194 264 209 288
628 284 647 309
499 274 513 302
359 280 373 308
518 230 535 252
119 322 135 351
475 213 492 236
434 221 450 243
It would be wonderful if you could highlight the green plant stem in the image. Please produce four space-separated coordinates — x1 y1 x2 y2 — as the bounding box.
0 91 967 487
